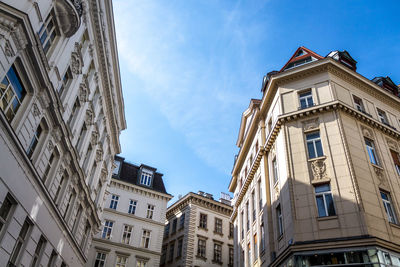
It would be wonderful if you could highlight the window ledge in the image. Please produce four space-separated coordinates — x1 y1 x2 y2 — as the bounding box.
317 215 338 221
196 255 207 261
308 155 326 162
371 164 383 170
212 260 223 265
389 222 400 229
197 226 208 232
213 231 223 237
311 177 331 185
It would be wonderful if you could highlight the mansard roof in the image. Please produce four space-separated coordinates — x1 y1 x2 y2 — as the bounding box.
372 76 399 96
113 156 169 195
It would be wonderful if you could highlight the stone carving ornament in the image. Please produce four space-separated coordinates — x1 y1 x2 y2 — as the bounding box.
302 118 319 132
361 126 373 139
79 83 88 103
311 158 327 181
32 102 40 117
71 42 83 74
386 138 398 151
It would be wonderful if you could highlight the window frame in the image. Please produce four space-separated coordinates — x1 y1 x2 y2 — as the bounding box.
94 251 107 267
213 242 222 263
128 199 137 214
306 131 324 159
298 90 314 109
38 11 59 55
101 220 113 240
364 137 379 165
121 224 133 244
115 255 128 267
381 191 398 224
109 194 119 210
146 204 155 219
199 213 207 229
0 193 16 238
314 184 336 217
276 204 283 237
377 108 389 125
141 229 151 248
197 238 206 258
9 217 32 266
352 95 365 113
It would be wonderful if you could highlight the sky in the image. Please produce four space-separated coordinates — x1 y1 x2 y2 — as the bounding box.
112 0 400 203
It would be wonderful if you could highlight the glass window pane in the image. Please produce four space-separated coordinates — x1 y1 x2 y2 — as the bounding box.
315 184 330 193
325 194 336 216
307 141 316 158
316 195 326 217
315 140 323 157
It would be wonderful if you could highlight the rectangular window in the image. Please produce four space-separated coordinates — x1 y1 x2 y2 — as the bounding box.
26 124 42 158
81 220 90 249
272 158 278 184
47 250 57 267
0 193 15 234
58 67 72 95
229 246 234 267
0 65 27 122
9 217 32 266
377 108 389 125
116 255 127 267
161 245 167 265
247 242 251 265
39 13 58 54
42 151 55 183
353 95 365 112
260 222 265 253
128 200 137 214
30 235 46 267
146 204 154 219
299 90 313 109
214 218 223 234
240 211 244 239
136 260 147 267
109 194 119 209
390 150 400 175
68 98 80 127
381 191 398 224
164 223 170 237
199 213 207 229
177 239 183 258
197 239 206 258
171 218 177 233
141 230 150 248
213 243 222 263
229 222 234 238
277 204 283 236
365 138 379 165
252 192 256 221
94 252 107 267
315 184 336 217
306 131 323 159
258 181 263 211
121 225 133 244
254 233 258 260
246 202 250 231
179 213 185 229
168 242 174 261
101 220 113 239
140 171 152 186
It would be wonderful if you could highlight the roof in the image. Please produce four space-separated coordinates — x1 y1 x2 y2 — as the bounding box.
113 157 169 195
280 46 323 72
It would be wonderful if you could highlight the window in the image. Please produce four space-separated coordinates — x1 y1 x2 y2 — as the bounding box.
229 222 234 238
116 255 127 267
164 223 170 237
31 236 46 267
121 225 133 244
47 250 57 267
0 65 27 122
353 95 365 112
76 122 87 150
377 108 389 125
26 123 42 158
365 138 379 165
179 213 185 229
141 230 150 248
229 246 234 267
168 242 174 261
215 218 222 234
272 158 278 184
101 220 113 239
68 98 80 127
247 242 251 265
199 213 207 229
306 131 323 159
136 260 146 267
9 217 32 266
391 150 400 175
0 193 15 234
42 151 56 183
128 200 137 214
140 170 152 186
58 67 72 95
315 184 336 217
381 191 398 224
277 204 283 236
213 243 222 263
252 191 256 221
94 252 107 267
177 239 183 258
39 12 58 54
146 204 154 219
112 160 121 176
197 238 206 258
240 211 244 239
299 90 313 109
246 202 250 231
260 222 265 253
72 205 82 233
54 170 66 202
258 181 263 211
171 218 177 233
254 234 258 261
109 194 119 209
161 245 167 265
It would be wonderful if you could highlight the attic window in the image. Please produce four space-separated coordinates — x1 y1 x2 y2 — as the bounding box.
296 50 305 57
285 56 313 70
112 160 121 176
140 170 153 186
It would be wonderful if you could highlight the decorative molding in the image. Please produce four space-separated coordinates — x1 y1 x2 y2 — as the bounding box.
310 158 328 182
32 102 40 117
302 118 319 132
71 42 83 74
95 148 103 162
38 90 50 109
373 166 389 189
52 127 62 143
79 82 88 103
90 131 98 146
361 126 374 140
47 140 54 151
4 40 15 57
33 2 43 22
386 138 398 152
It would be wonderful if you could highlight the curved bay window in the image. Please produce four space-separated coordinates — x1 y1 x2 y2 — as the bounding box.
0 64 27 122
39 11 59 55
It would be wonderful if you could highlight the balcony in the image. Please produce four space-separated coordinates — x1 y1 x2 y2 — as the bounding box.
54 0 83 37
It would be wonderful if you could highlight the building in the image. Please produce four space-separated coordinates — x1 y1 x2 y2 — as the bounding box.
0 0 125 266
229 47 400 267
86 156 172 267
162 191 234 267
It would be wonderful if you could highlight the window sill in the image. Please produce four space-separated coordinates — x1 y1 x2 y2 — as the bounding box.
371 164 383 170
196 255 207 261
317 215 337 221
198 226 208 232
389 222 400 229
212 260 223 265
213 231 223 237
307 155 326 162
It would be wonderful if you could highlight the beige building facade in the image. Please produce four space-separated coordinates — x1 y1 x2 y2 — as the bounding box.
229 47 400 267
0 0 125 266
87 156 172 267
162 191 234 267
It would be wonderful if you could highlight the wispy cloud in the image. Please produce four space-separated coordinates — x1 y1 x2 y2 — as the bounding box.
113 0 267 174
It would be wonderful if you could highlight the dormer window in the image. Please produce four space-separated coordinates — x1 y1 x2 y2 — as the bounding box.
112 160 121 176
140 170 153 186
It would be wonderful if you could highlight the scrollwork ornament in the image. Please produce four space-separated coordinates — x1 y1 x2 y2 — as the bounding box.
47 140 54 151
32 102 40 117
311 159 327 180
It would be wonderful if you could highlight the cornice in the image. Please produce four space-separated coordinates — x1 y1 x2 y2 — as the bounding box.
103 208 165 226
92 238 162 256
110 178 173 201
166 193 232 218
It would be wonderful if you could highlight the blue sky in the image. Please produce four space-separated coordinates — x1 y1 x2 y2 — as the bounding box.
112 0 400 203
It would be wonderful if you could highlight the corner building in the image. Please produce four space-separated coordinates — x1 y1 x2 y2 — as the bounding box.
87 156 172 267
229 47 400 267
161 191 234 267
0 0 125 266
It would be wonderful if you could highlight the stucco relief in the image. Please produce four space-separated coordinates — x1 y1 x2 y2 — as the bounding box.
373 166 388 188
302 118 319 132
79 83 88 103
361 125 373 139
386 138 398 151
310 158 328 181
71 42 83 74
4 40 15 57
32 102 41 117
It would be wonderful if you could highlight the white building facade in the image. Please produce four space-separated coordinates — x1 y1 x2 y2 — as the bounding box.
87 156 172 267
0 0 125 266
161 192 234 267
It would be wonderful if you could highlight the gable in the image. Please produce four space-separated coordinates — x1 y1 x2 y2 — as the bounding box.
280 46 323 72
